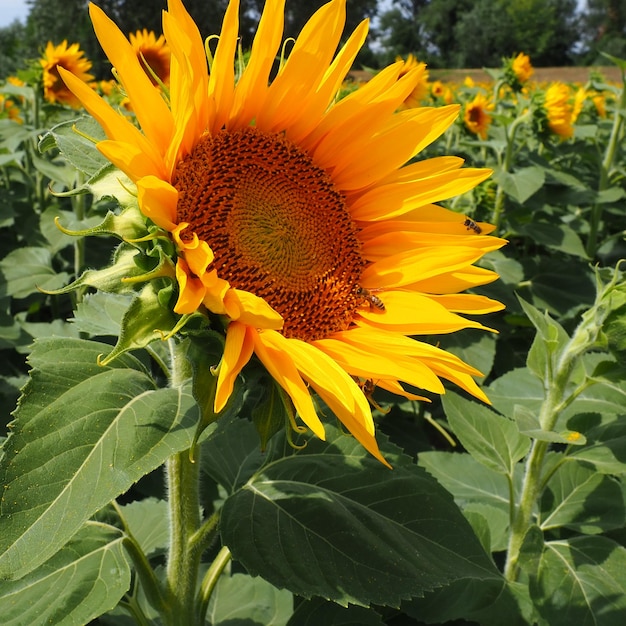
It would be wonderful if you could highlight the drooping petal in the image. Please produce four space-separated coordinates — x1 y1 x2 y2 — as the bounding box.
253 330 326 439
174 258 205 314
214 321 255 412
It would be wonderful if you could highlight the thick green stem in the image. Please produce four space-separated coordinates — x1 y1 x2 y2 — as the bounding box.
165 451 202 626
586 73 626 258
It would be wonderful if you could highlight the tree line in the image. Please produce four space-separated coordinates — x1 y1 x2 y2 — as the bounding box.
1 0 625 78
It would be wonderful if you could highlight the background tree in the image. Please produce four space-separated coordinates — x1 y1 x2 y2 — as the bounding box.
0 21 32 76
579 0 626 63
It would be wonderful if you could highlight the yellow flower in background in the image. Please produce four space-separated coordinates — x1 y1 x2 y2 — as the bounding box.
464 93 493 139
512 52 534 85
544 82 574 139
0 93 23 123
571 86 586 124
592 91 607 118
61 0 504 464
395 54 429 108
129 29 171 85
40 40 95 107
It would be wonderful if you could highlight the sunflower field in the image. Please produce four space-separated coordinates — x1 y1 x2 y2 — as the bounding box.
2 1 626 625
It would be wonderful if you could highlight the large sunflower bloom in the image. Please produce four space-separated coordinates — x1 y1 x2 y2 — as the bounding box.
61 0 504 465
40 40 95 107
464 93 493 139
129 29 171 85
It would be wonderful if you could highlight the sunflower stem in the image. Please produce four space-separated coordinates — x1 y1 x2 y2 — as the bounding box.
586 69 626 259
164 339 203 626
197 546 232 624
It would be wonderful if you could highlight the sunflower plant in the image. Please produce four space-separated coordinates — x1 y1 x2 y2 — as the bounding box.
4 2 626 626
0 0 515 623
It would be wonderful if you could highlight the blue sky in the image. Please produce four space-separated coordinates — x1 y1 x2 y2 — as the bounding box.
0 0 29 27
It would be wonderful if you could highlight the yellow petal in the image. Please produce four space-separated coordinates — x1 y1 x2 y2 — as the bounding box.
427 293 505 315
230 0 286 128
361 247 484 289
174 258 205 314
355 290 490 334
89 3 173 154
224 289 284 330
253 330 326 439
208 0 239 132
214 321 255 412
314 333 445 395
351 167 492 221
98 140 166 182
136 175 178 230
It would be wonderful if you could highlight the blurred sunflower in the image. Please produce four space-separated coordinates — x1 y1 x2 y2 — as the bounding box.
40 40 95 107
544 82 574 139
511 52 533 85
463 93 493 139
61 0 504 464
129 29 171 85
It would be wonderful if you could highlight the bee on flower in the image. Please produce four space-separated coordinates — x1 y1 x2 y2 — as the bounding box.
58 0 505 465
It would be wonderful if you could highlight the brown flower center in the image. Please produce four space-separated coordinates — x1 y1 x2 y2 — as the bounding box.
173 127 366 341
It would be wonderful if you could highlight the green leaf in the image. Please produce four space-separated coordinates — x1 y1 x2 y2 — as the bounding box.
488 367 544 417
288 598 384 626
221 428 500 608
443 392 530 475
403 578 534 626
119 498 169 556
514 405 587 445
518 222 588 258
418 451 517 513
0 337 199 579
99 282 178 365
532 537 626 625
568 419 626 474
39 116 108 177
540 461 625 533
0 247 69 298
207 573 293 626
0 522 130 626
495 165 545 203
71 292 132 337
518 296 570 383
463 503 511 552
201 414 269 495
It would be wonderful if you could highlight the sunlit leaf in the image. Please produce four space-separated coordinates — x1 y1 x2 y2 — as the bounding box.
0 337 199 580
0 522 130 626
207 573 293 626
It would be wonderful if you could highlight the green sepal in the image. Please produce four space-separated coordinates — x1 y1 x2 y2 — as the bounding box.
99 281 179 366
55 204 148 242
42 244 176 296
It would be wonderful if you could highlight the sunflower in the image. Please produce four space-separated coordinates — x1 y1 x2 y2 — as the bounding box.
60 0 504 465
40 40 95 107
544 82 574 139
129 29 171 85
464 93 493 140
512 52 533 85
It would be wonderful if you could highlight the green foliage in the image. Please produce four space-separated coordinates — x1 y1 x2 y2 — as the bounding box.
3 6 626 626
